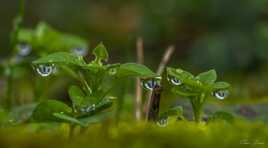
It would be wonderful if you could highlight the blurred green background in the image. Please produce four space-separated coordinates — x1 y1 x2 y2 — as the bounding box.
1 0 268 117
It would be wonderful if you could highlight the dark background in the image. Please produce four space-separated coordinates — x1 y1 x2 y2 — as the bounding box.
1 0 268 101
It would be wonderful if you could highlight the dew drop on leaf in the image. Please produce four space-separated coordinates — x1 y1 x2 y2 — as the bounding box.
35 64 55 77
167 76 182 86
17 43 32 56
80 104 96 113
72 47 87 56
157 118 168 127
142 79 158 91
213 90 229 100
108 68 117 75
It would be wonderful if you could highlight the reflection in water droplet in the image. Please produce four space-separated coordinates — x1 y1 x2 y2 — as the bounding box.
36 64 55 77
157 118 168 127
167 76 182 86
17 43 32 56
72 48 87 56
142 79 158 91
108 68 117 75
213 90 229 100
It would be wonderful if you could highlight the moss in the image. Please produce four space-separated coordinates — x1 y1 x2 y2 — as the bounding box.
0 120 267 148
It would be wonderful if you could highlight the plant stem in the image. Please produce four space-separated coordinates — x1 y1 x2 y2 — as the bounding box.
135 37 144 121
190 94 205 123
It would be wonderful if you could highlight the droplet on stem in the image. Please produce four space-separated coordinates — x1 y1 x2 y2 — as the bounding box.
157 118 168 127
142 79 159 91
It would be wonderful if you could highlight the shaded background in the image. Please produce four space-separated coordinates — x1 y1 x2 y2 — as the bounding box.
1 0 268 104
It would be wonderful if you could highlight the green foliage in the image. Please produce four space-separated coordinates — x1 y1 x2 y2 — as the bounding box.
32 52 86 66
117 63 157 78
31 43 156 126
31 100 72 122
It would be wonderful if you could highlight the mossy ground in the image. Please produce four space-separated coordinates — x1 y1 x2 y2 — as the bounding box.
0 120 267 148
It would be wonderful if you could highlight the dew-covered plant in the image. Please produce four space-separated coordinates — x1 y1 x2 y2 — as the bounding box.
31 43 156 126
143 67 230 124
0 0 89 110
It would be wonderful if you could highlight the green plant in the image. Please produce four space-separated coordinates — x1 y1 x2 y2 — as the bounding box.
1 0 89 110
31 43 157 126
143 68 230 123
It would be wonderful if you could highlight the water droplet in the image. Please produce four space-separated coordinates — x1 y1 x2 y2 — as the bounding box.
157 118 168 127
35 64 55 77
213 90 229 100
17 43 32 56
142 79 159 91
72 47 87 56
167 76 182 86
80 104 96 113
108 68 117 75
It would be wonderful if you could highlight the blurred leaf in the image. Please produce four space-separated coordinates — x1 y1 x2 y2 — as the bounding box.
33 52 86 66
31 100 72 122
93 43 109 64
68 85 86 109
208 111 234 123
78 111 113 125
196 69 217 84
212 82 230 90
53 113 86 127
117 63 157 78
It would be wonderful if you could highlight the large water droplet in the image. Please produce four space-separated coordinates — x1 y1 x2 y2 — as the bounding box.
72 47 87 56
142 79 159 91
167 76 182 86
35 64 55 77
213 90 229 100
157 118 168 127
17 43 32 56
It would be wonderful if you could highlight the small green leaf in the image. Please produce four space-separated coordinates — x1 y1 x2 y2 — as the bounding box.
33 52 86 66
167 67 194 81
160 106 183 118
212 82 230 90
208 111 234 123
93 43 109 64
117 63 157 78
196 69 217 84
53 113 86 127
68 85 86 109
31 100 72 122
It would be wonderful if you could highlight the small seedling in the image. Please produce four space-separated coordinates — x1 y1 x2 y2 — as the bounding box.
143 67 230 123
31 43 156 126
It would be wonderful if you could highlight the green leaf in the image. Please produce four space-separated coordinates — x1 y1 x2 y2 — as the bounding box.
117 63 157 78
78 98 113 118
17 29 34 44
160 106 183 118
53 113 86 127
31 100 72 122
208 111 234 123
212 82 230 90
33 52 86 66
68 85 86 109
167 67 194 81
196 69 217 84
93 43 109 64
78 111 113 125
